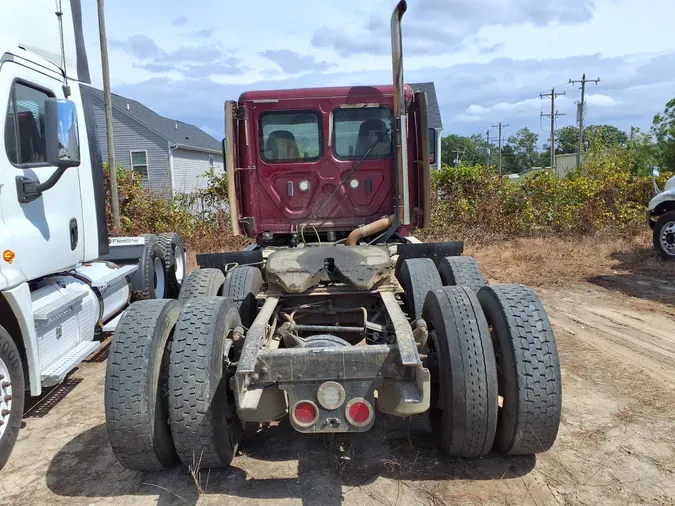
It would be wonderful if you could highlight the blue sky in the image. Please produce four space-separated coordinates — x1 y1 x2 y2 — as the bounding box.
79 0 675 143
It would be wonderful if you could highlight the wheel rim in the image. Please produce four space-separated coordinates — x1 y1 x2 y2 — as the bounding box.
174 245 186 284
154 257 166 298
0 357 13 439
661 221 675 255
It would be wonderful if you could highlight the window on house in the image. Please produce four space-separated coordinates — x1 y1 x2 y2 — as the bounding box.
332 106 393 160
5 81 53 166
259 110 321 163
130 150 148 177
429 128 437 163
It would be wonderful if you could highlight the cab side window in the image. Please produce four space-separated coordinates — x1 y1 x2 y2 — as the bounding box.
5 82 52 166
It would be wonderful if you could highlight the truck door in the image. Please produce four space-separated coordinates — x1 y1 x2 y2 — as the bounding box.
0 60 84 283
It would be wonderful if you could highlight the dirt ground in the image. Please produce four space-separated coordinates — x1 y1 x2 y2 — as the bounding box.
3 239 675 505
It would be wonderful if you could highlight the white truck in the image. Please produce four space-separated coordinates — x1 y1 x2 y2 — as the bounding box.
0 0 185 468
648 166 675 260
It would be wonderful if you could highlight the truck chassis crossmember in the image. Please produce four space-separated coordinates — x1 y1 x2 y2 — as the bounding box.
233 291 431 432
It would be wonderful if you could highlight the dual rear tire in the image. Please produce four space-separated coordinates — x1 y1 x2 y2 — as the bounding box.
422 284 562 457
105 297 243 470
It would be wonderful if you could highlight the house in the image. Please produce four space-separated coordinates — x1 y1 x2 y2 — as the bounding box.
82 87 223 195
410 82 443 170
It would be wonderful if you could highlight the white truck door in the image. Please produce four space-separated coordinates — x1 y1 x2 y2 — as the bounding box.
0 61 84 282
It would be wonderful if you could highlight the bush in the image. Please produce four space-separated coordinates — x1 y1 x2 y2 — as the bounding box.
423 139 672 242
104 164 247 253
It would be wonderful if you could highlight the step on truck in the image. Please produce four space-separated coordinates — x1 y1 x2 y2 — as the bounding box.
105 1 563 471
0 0 186 469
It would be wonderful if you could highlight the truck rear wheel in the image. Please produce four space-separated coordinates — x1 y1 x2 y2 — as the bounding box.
437 256 486 293
157 233 186 298
104 299 182 470
422 286 498 457
178 268 225 300
398 258 442 320
653 210 675 260
0 325 25 471
168 297 242 468
222 266 263 328
477 285 562 454
132 235 168 301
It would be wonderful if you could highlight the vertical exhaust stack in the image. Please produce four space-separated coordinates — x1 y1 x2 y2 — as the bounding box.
391 0 410 225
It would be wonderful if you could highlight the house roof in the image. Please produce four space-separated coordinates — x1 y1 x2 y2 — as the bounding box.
84 86 221 152
409 82 443 130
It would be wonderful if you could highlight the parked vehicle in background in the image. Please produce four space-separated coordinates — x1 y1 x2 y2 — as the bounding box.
0 0 184 469
648 166 675 260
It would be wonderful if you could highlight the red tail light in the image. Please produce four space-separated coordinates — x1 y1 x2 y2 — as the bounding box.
292 400 319 427
345 398 374 427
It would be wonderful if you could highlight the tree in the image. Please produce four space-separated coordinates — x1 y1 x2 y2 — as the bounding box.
555 124 628 155
585 125 628 148
627 127 658 176
652 98 675 171
441 134 484 166
499 144 519 174
507 127 539 171
555 126 580 154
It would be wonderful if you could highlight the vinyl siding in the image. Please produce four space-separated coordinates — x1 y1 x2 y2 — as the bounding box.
172 148 224 194
90 95 172 196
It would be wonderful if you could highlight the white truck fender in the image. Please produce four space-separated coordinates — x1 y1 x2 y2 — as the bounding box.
648 189 675 212
2 283 41 396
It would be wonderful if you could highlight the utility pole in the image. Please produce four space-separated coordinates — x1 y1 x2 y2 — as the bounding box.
569 73 600 169
486 129 491 170
491 122 508 176
97 0 120 228
540 88 566 170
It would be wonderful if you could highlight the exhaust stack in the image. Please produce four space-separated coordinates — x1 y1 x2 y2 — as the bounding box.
391 0 410 225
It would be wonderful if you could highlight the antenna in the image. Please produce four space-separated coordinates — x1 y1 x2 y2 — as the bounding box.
55 0 71 97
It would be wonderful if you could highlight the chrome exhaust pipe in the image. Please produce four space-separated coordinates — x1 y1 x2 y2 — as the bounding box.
391 0 407 117
390 0 409 225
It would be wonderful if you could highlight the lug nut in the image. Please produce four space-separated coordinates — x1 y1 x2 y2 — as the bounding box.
1 409 9 416
1 381 9 389
4 395 11 402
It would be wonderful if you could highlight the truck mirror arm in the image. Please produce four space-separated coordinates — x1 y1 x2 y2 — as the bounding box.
15 167 68 204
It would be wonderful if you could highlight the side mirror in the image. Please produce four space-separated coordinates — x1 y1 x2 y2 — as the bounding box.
45 98 81 168
652 166 660 178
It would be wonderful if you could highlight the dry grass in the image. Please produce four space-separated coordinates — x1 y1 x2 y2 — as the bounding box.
466 232 675 287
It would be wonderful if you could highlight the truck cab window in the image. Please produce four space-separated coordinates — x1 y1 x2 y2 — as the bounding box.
4 82 52 166
260 111 321 163
333 107 393 160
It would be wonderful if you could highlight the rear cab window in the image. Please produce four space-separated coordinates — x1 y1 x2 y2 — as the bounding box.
4 81 53 166
259 110 322 163
332 107 393 160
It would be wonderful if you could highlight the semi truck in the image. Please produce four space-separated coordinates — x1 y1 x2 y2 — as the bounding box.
0 0 185 469
105 1 563 471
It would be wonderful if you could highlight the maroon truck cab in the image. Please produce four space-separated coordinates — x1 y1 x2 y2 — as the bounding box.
225 84 431 244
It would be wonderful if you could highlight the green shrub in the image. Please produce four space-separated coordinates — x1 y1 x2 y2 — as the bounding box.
425 139 672 241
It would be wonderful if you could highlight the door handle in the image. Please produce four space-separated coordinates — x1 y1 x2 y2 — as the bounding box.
70 218 78 251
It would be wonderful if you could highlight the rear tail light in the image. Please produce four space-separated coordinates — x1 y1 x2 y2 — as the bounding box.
317 381 346 410
291 400 319 427
345 398 374 427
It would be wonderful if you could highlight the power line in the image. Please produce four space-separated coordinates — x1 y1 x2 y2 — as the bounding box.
491 122 508 176
569 73 600 168
540 87 566 170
